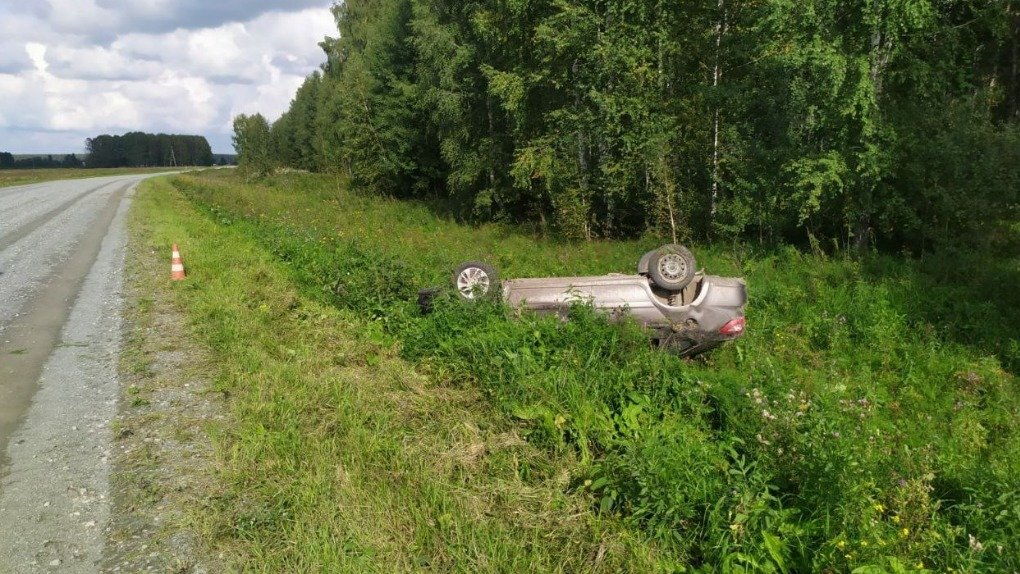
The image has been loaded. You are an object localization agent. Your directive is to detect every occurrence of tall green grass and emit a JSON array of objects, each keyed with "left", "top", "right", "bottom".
[
  {"left": 132, "top": 177, "right": 662, "bottom": 572},
  {"left": 170, "top": 170, "right": 1020, "bottom": 571}
]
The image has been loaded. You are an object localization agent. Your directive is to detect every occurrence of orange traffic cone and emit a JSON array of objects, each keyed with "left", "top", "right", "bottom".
[{"left": 171, "top": 244, "right": 187, "bottom": 281}]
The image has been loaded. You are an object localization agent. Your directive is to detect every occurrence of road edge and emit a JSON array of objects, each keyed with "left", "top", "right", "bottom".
[{"left": 100, "top": 178, "right": 228, "bottom": 572}]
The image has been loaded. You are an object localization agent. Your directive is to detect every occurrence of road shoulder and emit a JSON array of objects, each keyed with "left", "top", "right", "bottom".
[{"left": 100, "top": 179, "right": 227, "bottom": 572}]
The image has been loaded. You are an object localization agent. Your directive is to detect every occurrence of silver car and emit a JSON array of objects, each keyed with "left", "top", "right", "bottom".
[{"left": 446, "top": 244, "right": 747, "bottom": 357}]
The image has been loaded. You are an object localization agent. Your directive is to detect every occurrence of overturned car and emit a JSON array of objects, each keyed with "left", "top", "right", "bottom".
[{"left": 433, "top": 244, "right": 747, "bottom": 357}]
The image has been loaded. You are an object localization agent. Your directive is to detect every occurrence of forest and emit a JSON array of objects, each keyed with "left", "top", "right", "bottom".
[
  {"left": 0, "top": 152, "right": 84, "bottom": 169},
  {"left": 235, "top": 0, "right": 1019, "bottom": 252},
  {"left": 85, "top": 132, "right": 214, "bottom": 168}
]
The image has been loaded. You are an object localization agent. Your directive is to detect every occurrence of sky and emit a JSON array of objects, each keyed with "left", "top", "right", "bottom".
[{"left": 0, "top": 0, "right": 337, "bottom": 154}]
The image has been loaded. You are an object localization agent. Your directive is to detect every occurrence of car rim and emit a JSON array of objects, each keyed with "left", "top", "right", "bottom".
[
  {"left": 457, "top": 267, "right": 490, "bottom": 299},
  {"left": 658, "top": 254, "right": 687, "bottom": 282}
]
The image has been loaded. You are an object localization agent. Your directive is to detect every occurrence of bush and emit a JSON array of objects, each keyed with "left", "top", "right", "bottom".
[{"left": 172, "top": 171, "right": 1020, "bottom": 571}]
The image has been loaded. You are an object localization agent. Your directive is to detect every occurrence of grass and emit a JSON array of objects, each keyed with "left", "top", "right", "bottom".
[
  {"left": 0, "top": 167, "right": 198, "bottom": 188},
  {"left": 130, "top": 177, "right": 661, "bottom": 572},
  {"left": 142, "top": 169, "right": 1020, "bottom": 571}
]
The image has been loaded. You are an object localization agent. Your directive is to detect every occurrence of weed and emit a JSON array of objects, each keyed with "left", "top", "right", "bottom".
[
  {"left": 158, "top": 170, "right": 1020, "bottom": 571},
  {"left": 131, "top": 176, "right": 663, "bottom": 571}
]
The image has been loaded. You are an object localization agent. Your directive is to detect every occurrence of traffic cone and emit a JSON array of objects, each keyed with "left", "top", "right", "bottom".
[{"left": 171, "top": 244, "right": 187, "bottom": 281}]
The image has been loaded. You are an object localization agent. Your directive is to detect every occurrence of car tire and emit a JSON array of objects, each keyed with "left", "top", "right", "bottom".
[
  {"left": 453, "top": 261, "right": 499, "bottom": 300},
  {"left": 647, "top": 244, "right": 697, "bottom": 291}
]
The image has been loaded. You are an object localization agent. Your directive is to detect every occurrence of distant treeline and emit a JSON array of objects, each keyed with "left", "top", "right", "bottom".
[
  {"left": 0, "top": 153, "right": 84, "bottom": 169},
  {"left": 235, "top": 0, "right": 1019, "bottom": 251},
  {"left": 86, "top": 132, "right": 214, "bottom": 168}
]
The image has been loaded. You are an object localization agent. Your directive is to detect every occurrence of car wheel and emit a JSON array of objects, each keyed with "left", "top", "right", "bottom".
[
  {"left": 647, "top": 244, "right": 697, "bottom": 291},
  {"left": 453, "top": 261, "right": 499, "bottom": 300}
]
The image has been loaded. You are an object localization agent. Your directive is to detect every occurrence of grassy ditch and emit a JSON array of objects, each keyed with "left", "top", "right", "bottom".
[
  {"left": 130, "top": 177, "right": 661, "bottom": 572},
  {"left": 161, "top": 170, "right": 1019, "bottom": 571}
]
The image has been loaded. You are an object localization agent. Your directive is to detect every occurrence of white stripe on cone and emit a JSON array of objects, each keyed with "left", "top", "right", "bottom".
[{"left": 171, "top": 243, "right": 187, "bottom": 280}]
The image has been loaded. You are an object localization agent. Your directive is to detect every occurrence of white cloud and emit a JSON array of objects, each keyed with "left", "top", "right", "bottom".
[
  {"left": 0, "top": 2, "right": 336, "bottom": 153},
  {"left": 42, "top": 0, "right": 122, "bottom": 40},
  {"left": 46, "top": 45, "right": 163, "bottom": 81},
  {"left": 25, "top": 44, "right": 48, "bottom": 73}
]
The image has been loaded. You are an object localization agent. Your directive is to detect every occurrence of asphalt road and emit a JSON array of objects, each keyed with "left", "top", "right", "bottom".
[{"left": 0, "top": 175, "right": 152, "bottom": 572}]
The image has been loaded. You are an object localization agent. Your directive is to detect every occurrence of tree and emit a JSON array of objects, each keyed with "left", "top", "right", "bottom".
[
  {"left": 84, "top": 133, "right": 214, "bottom": 168},
  {"left": 317, "top": 0, "right": 422, "bottom": 195},
  {"left": 232, "top": 113, "right": 275, "bottom": 179},
  {"left": 256, "top": 0, "right": 1019, "bottom": 250}
]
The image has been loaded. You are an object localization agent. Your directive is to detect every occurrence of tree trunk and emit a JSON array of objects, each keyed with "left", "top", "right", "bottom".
[
  {"left": 573, "top": 58, "right": 590, "bottom": 180},
  {"left": 858, "top": 0, "right": 891, "bottom": 253},
  {"left": 1011, "top": 1, "right": 1019, "bottom": 120},
  {"left": 710, "top": 0, "right": 726, "bottom": 221},
  {"left": 572, "top": 57, "right": 593, "bottom": 238},
  {"left": 487, "top": 96, "right": 497, "bottom": 191}
]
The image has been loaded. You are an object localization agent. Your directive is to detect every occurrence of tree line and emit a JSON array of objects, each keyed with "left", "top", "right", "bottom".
[
  {"left": 86, "top": 132, "right": 214, "bottom": 168},
  {"left": 0, "top": 153, "right": 83, "bottom": 169},
  {"left": 236, "top": 0, "right": 1020, "bottom": 251},
  {"left": 3, "top": 133, "right": 215, "bottom": 171}
]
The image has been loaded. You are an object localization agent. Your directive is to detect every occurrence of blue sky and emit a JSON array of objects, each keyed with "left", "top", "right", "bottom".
[{"left": 0, "top": 0, "right": 336, "bottom": 154}]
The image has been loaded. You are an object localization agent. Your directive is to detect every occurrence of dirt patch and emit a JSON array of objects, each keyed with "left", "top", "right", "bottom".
[{"left": 100, "top": 243, "right": 229, "bottom": 573}]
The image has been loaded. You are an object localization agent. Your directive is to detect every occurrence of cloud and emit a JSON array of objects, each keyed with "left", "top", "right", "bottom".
[
  {"left": 25, "top": 44, "right": 48, "bottom": 73},
  {"left": 0, "top": 14, "right": 41, "bottom": 73},
  {"left": 0, "top": 3, "right": 336, "bottom": 153},
  {"left": 46, "top": 45, "right": 164, "bottom": 81},
  {"left": 17, "top": 0, "right": 334, "bottom": 42}
]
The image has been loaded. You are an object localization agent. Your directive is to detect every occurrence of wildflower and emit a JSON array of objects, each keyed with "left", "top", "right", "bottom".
[
  {"left": 916, "top": 562, "right": 923, "bottom": 569},
  {"left": 969, "top": 534, "right": 984, "bottom": 552},
  {"left": 836, "top": 539, "right": 846, "bottom": 550},
  {"left": 891, "top": 515, "right": 901, "bottom": 524},
  {"left": 873, "top": 503, "right": 885, "bottom": 513},
  {"left": 860, "top": 540, "right": 868, "bottom": 547},
  {"left": 900, "top": 527, "right": 910, "bottom": 537}
]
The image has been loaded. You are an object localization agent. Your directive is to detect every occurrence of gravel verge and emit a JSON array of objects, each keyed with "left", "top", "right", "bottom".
[{"left": 99, "top": 189, "right": 228, "bottom": 573}]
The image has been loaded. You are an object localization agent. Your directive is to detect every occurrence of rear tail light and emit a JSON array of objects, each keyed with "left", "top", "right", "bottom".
[{"left": 720, "top": 317, "right": 746, "bottom": 336}]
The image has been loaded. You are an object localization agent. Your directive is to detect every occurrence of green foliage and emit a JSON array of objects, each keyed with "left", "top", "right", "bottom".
[
  {"left": 271, "top": 73, "right": 323, "bottom": 172},
  {"left": 172, "top": 170, "right": 1020, "bottom": 571},
  {"left": 85, "top": 132, "right": 213, "bottom": 168},
  {"left": 232, "top": 114, "right": 275, "bottom": 180},
  {"left": 0, "top": 152, "right": 84, "bottom": 170},
  {"left": 259, "top": 0, "right": 1018, "bottom": 252},
  {"left": 138, "top": 177, "right": 663, "bottom": 572},
  {"left": 312, "top": 0, "right": 424, "bottom": 194}
]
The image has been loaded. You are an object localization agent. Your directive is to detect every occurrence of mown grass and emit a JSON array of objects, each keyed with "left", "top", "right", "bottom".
[
  {"left": 0, "top": 166, "right": 196, "bottom": 188},
  {"left": 160, "top": 169, "right": 1019, "bottom": 571},
  {"left": 131, "top": 177, "right": 661, "bottom": 572}
]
